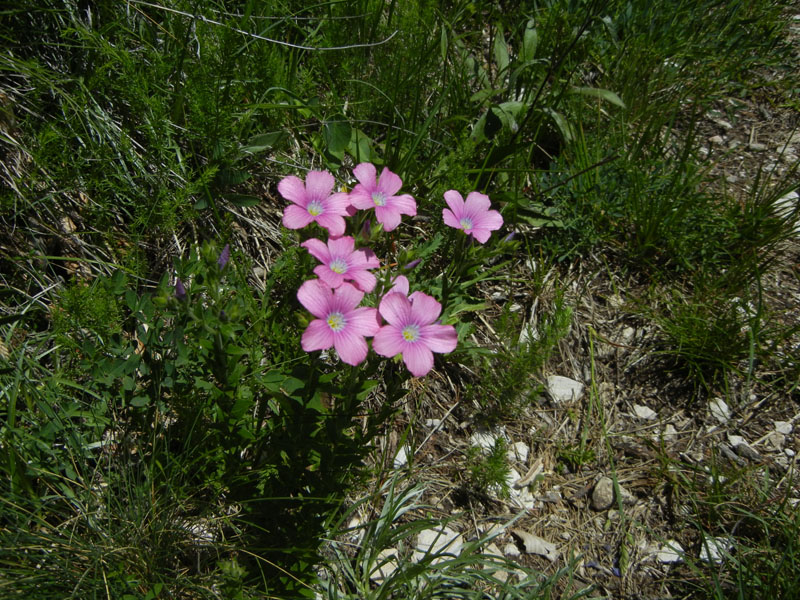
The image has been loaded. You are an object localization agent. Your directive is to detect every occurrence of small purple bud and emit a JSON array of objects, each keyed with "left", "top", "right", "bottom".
[
  {"left": 175, "top": 278, "right": 187, "bottom": 300},
  {"left": 217, "top": 244, "right": 230, "bottom": 269},
  {"left": 361, "top": 219, "right": 371, "bottom": 238},
  {"left": 503, "top": 232, "right": 516, "bottom": 243},
  {"left": 402, "top": 259, "right": 421, "bottom": 271}
]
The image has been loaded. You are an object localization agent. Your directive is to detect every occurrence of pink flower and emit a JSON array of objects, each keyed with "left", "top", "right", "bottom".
[
  {"left": 301, "top": 236, "right": 380, "bottom": 292},
  {"left": 348, "top": 163, "right": 416, "bottom": 232},
  {"left": 279, "top": 170, "right": 350, "bottom": 236},
  {"left": 442, "top": 190, "right": 503, "bottom": 243},
  {"left": 297, "top": 280, "right": 380, "bottom": 366},
  {"left": 389, "top": 274, "right": 409, "bottom": 296},
  {"left": 373, "top": 291, "right": 458, "bottom": 377}
]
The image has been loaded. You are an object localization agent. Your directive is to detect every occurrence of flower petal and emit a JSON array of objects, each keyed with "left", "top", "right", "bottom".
[
  {"left": 301, "top": 238, "right": 331, "bottom": 263},
  {"left": 332, "top": 282, "right": 365, "bottom": 313},
  {"left": 378, "top": 292, "right": 412, "bottom": 327},
  {"left": 348, "top": 187, "right": 374, "bottom": 210},
  {"left": 348, "top": 269, "right": 377, "bottom": 293},
  {"left": 315, "top": 265, "right": 345, "bottom": 288},
  {"left": 442, "top": 208, "right": 462, "bottom": 230},
  {"left": 283, "top": 204, "right": 315, "bottom": 230},
  {"left": 374, "top": 206, "right": 402, "bottom": 232},
  {"left": 305, "top": 170, "right": 335, "bottom": 201},
  {"left": 347, "top": 306, "right": 381, "bottom": 337},
  {"left": 327, "top": 236, "right": 355, "bottom": 256},
  {"left": 302, "top": 319, "right": 334, "bottom": 352},
  {"left": 315, "top": 213, "right": 346, "bottom": 237},
  {"left": 390, "top": 275, "right": 409, "bottom": 296},
  {"left": 402, "top": 343, "right": 434, "bottom": 377},
  {"left": 378, "top": 168, "right": 403, "bottom": 196},
  {"left": 464, "top": 191, "right": 492, "bottom": 214},
  {"left": 469, "top": 228, "right": 492, "bottom": 244},
  {"left": 443, "top": 190, "right": 465, "bottom": 217},
  {"left": 353, "top": 163, "right": 377, "bottom": 188},
  {"left": 421, "top": 323, "right": 458, "bottom": 353},
  {"left": 297, "top": 279, "right": 332, "bottom": 318},
  {"left": 409, "top": 292, "right": 442, "bottom": 325},
  {"left": 389, "top": 193, "right": 416, "bottom": 217},
  {"left": 333, "top": 327, "right": 369, "bottom": 365},
  {"left": 372, "top": 325, "right": 407, "bottom": 358},
  {"left": 278, "top": 176, "right": 308, "bottom": 206},
  {"left": 326, "top": 192, "right": 352, "bottom": 215},
  {"left": 473, "top": 209, "right": 503, "bottom": 232}
]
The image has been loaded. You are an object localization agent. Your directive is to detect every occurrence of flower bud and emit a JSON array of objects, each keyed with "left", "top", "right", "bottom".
[
  {"left": 217, "top": 244, "right": 230, "bottom": 269},
  {"left": 175, "top": 278, "right": 187, "bottom": 300}
]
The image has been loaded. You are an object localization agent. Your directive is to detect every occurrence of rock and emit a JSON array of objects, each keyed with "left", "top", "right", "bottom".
[
  {"left": 510, "top": 441, "right": 529, "bottom": 464},
  {"left": 413, "top": 527, "right": 463, "bottom": 563},
  {"left": 394, "top": 446, "right": 409, "bottom": 468},
  {"left": 503, "top": 542, "right": 521, "bottom": 557},
  {"left": 590, "top": 476, "right": 634, "bottom": 510},
  {"left": 709, "top": 135, "right": 725, "bottom": 145},
  {"left": 735, "top": 443, "right": 762, "bottom": 462},
  {"left": 748, "top": 142, "right": 767, "bottom": 151},
  {"left": 709, "top": 398, "right": 731, "bottom": 424},
  {"left": 425, "top": 418, "right": 442, "bottom": 429},
  {"left": 657, "top": 541, "right": 685, "bottom": 564},
  {"left": 470, "top": 428, "right": 504, "bottom": 453},
  {"left": 634, "top": 404, "right": 657, "bottom": 421},
  {"left": 370, "top": 548, "right": 400, "bottom": 583},
  {"left": 699, "top": 536, "right": 733, "bottom": 564},
  {"left": 774, "top": 420, "right": 793, "bottom": 435},
  {"left": 785, "top": 448, "right": 795, "bottom": 458},
  {"left": 767, "top": 432, "right": 786, "bottom": 450},
  {"left": 662, "top": 424, "right": 678, "bottom": 441},
  {"left": 510, "top": 529, "right": 559, "bottom": 561},
  {"left": 546, "top": 376, "right": 584, "bottom": 403}
]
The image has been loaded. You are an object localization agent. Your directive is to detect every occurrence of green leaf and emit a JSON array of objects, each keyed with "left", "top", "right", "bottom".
[
  {"left": 440, "top": 27, "right": 448, "bottom": 62},
  {"left": 347, "top": 128, "right": 372, "bottom": 163},
  {"left": 242, "top": 131, "right": 288, "bottom": 154},
  {"left": 225, "top": 193, "right": 261, "bottom": 207},
  {"left": 522, "top": 19, "right": 538, "bottom": 62},
  {"left": 493, "top": 26, "right": 509, "bottom": 77},
  {"left": 542, "top": 108, "right": 574, "bottom": 142},
  {"left": 324, "top": 120, "right": 351, "bottom": 154},
  {"left": 130, "top": 396, "right": 149, "bottom": 407},
  {"left": 570, "top": 86, "right": 626, "bottom": 108}
]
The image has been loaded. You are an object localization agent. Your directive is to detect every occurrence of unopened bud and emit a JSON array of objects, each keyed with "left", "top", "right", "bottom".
[
  {"left": 217, "top": 244, "right": 230, "bottom": 269},
  {"left": 175, "top": 278, "right": 187, "bottom": 300},
  {"left": 402, "top": 259, "right": 421, "bottom": 271}
]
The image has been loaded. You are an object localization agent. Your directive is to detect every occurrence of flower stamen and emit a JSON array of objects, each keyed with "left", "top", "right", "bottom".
[
  {"left": 327, "top": 312, "right": 346, "bottom": 332},
  {"left": 401, "top": 324, "right": 420, "bottom": 342}
]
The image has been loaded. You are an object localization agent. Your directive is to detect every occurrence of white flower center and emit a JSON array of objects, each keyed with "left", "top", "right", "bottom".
[
  {"left": 329, "top": 258, "right": 348, "bottom": 274},
  {"left": 307, "top": 200, "right": 324, "bottom": 216},
  {"left": 459, "top": 217, "right": 473, "bottom": 230},
  {"left": 327, "top": 312, "right": 346, "bottom": 332},
  {"left": 401, "top": 324, "right": 420, "bottom": 342},
  {"left": 372, "top": 192, "right": 387, "bottom": 207}
]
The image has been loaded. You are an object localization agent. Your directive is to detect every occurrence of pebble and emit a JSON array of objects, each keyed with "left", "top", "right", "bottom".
[
  {"left": 748, "top": 142, "right": 767, "bottom": 151},
  {"left": 786, "top": 448, "right": 796, "bottom": 458},
  {"left": 591, "top": 476, "right": 634, "bottom": 510},
  {"left": 656, "top": 541, "right": 685, "bottom": 564},
  {"left": 634, "top": 404, "right": 658, "bottom": 421},
  {"left": 700, "top": 536, "right": 733, "bottom": 564},
  {"left": 413, "top": 527, "right": 463, "bottom": 563},
  {"left": 774, "top": 420, "right": 793, "bottom": 435},
  {"left": 394, "top": 446, "right": 409, "bottom": 468},
  {"left": 504, "top": 542, "right": 521, "bottom": 557},
  {"left": 709, "top": 135, "right": 725, "bottom": 145},
  {"left": 546, "top": 375, "right": 585, "bottom": 403},
  {"left": 370, "top": 548, "right": 400, "bottom": 583},
  {"left": 709, "top": 398, "right": 731, "bottom": 424},
  {"left": 767, "top": 432, "right": 786, "bottom": 450}
]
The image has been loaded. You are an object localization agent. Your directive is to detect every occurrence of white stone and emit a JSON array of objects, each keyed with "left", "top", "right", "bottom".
[
  {"left": 503, "top": 542, "right": 521, "bottom": 557},
  {"left": 662, "top": 424, "right": 678, "bottom": 441},
  {"left": 546, "top": 375, "right": 584, "bottom": 403},
  {"left": 657, "top": 541, "right": 685, "bottom": 564},
  {"left": 470, "top": 429, "right": 503, "bottom": 453},
  {"left": 775, "top": 420, "right": 793, "bottom": 435},
  {"left": 511, "top": 529, "right": 559, "bottom": 561},
  {"left": 785, "top": 448, "right": 795, "bottom": 458},
  {"left": 727, "top": 434, "right": 746, "bottom": 447},
  {"left": 634, "top": 404, "right": 658, "bottom": 420},
  {"left": 425, "top": 418, "right": 442, "bottom": 429},
  {"left": 709, "top": 135, "right": 725, "bottom": 145},
  {"left": 709, "top": 398, "right": 731, "bottom": 424},
  {"left": 767, "top": 431, "right": 786, "bottom": 450},
  {"left": 700, "top": 536, "right": 733, "bottom": 564},
  {"left": 413, "top": 527, "right": 463, "bottom": 563},
  {"left": 370, "top": 548, "right": 400, "bottom": 583},
  {"left": 748, "top": 142, "right": 767, "bottom": 151},
  {"left": 393, "top": 446, "right": 409, "bottom": 468},
  {"left": 509, "top": 441, "right": 529, "bottom": 464}
]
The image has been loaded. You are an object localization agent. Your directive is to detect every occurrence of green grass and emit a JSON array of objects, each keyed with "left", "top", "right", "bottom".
[{"left": 2, "top": 0, "right": 799, "bottom": 597}]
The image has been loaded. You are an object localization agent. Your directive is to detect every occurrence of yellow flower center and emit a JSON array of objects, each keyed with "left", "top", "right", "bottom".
[
  {"left": 329, "top": 258, "right": 348, "bottom": 274},
  {"left": 327, "top": 312, "right": 345, "bottom": 332},
  {"left": 372, "top": 192, "right": 387, "bottom": 207},
  {"left": 459, "top": 217, "right": 473, "bottom": 230},
  {"left": 401, "top": 324, "right": 420, "bottom": 342},
  {"left": 307, "top": 201, "right": 324, "bottom": 216}
]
